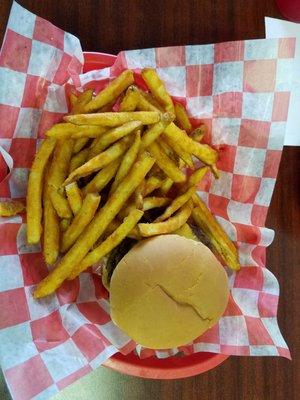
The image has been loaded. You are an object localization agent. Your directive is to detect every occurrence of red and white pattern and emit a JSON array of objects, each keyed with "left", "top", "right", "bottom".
[{"left": 0, "top": 3, "right": 293, "bottom": 399}]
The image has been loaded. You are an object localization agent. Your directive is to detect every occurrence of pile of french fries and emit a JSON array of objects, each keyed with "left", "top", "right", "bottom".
[{"left": 17, "top": 68, "right": 240, "bottom": 298}]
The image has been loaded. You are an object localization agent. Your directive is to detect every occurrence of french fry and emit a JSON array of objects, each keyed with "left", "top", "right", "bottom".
[
  {"left": 210, "top": 164, "right": 221, "bottom": 179},
  {"left": 82, "top": 158, "right": 121, "bottom": 195},
  {"left": 27, "top": 137, "right": 56, "bottom": 244},
  {"left": 163, "top": 135, "right": 194, "bottom": 168},
  {"left": 43, "top": 168, "right": 60, "bottom": 265},
  {"left": 69, "top": 93, "right": 78, "bottom": 108},
  {"left": 69, "top": 148, "right": 89, "bottom": 173},
  {"left": 140, "top": 112, "right": 174, "bottom": 150},
  {"left": 61, "top": 193, "right": 101, "bottom": 253},
  {"left": 82, "top": 70, "right": 134, "bottom": 112},
  {"left": 163, "top": 123, "right": 218, "bottom": 166},
  {"left": 143, "top": 196, "right": 170, "bottom": 211},
  {"left": 65, "top": 182, "right": 82, "bottom": 215},
  {"left": 155, "top": 186, "right": 196, "bottom": 222},
  {"left": 110, "top": 131, "right": 141, "bottom": 194},
  {"left": 88, "top": 120, "right": 142, "bottom": 153},
  {"left": 148, "top": 141, "right": 186, "bottom": 183},
  {"left": 174, "top": 223, "right": 198, "bottom": 241},
  {"left": 64, "top": 136, "right": 131, "bottom": 185},
  {"left": 71, "top": 126, "right": 107, "bottom": 139},
  {"left": 0, "top": 200, "right": 25, "bottom": 217},
  {"left": 192, "top": 194, "right": 240, "bottom": 271},
  {"left": 191, "top": 125, "right": 206, "bottom": 142},
  {"left": 174, "top": 102, "right": 192, "bottom": 133},
  {"left": 141, "top": 68, "right": 174, "bottom": 113},
  {"left": 104, "top": 219, "right": 140, "bottom": 240},
  {"left": 46, "top": 123, "right": 105, "bottom": 139},
  {"left": 71, "top": 89, "right": 93, "bottom": 114},
  {"left": 68, "top": 209, "right": 144, "bottom": 279},
  {"left": 185, "top": 166, "right": 209, "bottom": 189},
  {"left": 64, "top": 111, "right": 160, "bottom": 127},
  {"left": 144, "top": 175, "right": 163, "bottom": 196},
  {"left": 138, "top": 200, "right": 192, "bottom": 237},
  {"left": 60, "top": 218, "right": 71, "bottom": 232},
  {"left": 159, "top": 140, "right": 177, "bottom": 161},
  {"left": 136, "top": 89, "right": 162, "bottom": 112},
  {"left": 134, "top": 180, "right": 145, "bottom": 209},
  {"left": 34, "top": 152, "right": 154, "bottom": 298},
  {"left": 48, "top": 140, "right": 74, "bottom": 218},
  {"left": 73, "top": 138, "right": 89, "bottom": 154},
  {"left": 120, "top": 85, "right": 140, "bottom": 111},
  {"left": 160, "top": 177, "right": 173, "bottom": 195}
]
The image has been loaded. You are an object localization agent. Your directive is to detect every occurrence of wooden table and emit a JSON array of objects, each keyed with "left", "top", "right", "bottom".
[{"left": 0, "top": 1, "right": 299, "bottom": 399}]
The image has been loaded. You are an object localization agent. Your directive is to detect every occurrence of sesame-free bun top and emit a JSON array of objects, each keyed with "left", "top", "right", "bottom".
[{"left": 110, "top": 234, "right": 229, "bottom": 349}]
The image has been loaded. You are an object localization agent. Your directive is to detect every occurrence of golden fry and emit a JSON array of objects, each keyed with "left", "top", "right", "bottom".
[
  {"left": 71, "top": 126, "right": 106, "bottom": 139},
  {"left": 73, "top": 138, "right": 89, "bottom": 154},
  {"left": 144, "top": 175, "right": 163, "bottom": 196},
  {"left": 71, "top": 89, "right": 93, "bottom": 114},
  {"left": 143, "top": 196, "right": 170, "bottom": 211},
  {"left": 82, "top": 158, "right": 121, "bottom": 195},
  {"left": 192, "top": 194, "right": 240, "bottom": 271},
  {"left": 60, "top": 218, "right": 71, "bottom": 232},
  {"left": 136, "top": 89, "right": 162, "bottom": 112},
  {"left": 140, "top": 112, "right": 174, "bottom": 150},
  {"left": 65, "top": 182, "right": 82, "bottom": 215},
  {"left": 163, "top": 123, "right": 218, "bottom": 166},
  {"left": 138, "top": 201, "right": 192, "bottom": 237},
  {"left": 134, "top": 180, "right": 145, "bottom": 209},
  {"left": 69, "top": 148, "right": 89, "bottom": 173},
  {"left": 141, "top": 68, "right": 174, "bottom": 113},
  {"left": 69, "top": 209, "right": 144, "bottom": 279},
  {"left": 110, "top": 131, "right": 141, "bottom": 194},
  {"left": 174, "top": 223, "right": 198, "bottom": 241},
  {"left": 0, "top": 200, "right": 25, "bottom": 217},
  {"left": 83, "top": 70, "right": 134, "bottom": 112},
  {"left": 162, "top": 136, "right": 194, "bottom": 168},
  {"left": 120, "top": 85, "right": 140, "bottom": 111},
  {"left": 61, "top": 193, "right": 101, "bottom": 253},
  {"left": 148, "top": 141, "right": 186, "bottom": 183},
  {"left": 69, "top": 93, "right": 78, "bottom": 108},
  {"left": 185, "top": 166, "right": 209, "bottom": 189},
  {"left": 48, "top": 140, "right": 74, "bottom": 218},
  {"left": 34, "top": 152, "right": 154, "bottom": 298},
  {"left": 191, "top": 125, "right": 206, "bottom": 142},
  {"left": 160, "top": 177, "right": 173, "bottom": 195},
  {"left": 64, "top": 136, "right": 131, "bottom": 185},
  {"left": 46, "top": 123, "right": 105, "bottom": 139},
  {"left": 174, "top": 102, "right": 192, "bottom": 133},
  {"left": 27, "top": 137, "right": 56, "bottom": 244}
]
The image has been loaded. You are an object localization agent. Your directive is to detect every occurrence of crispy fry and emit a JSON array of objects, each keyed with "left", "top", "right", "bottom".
[
  {"left": 69, "top": 93, "right": 78, "bottom": 108},
  {"left": 140, "top": 112, "right": 174, "bottom": 150},
  {"left": 144, "top": 175, "right": 163, "bottom": 196},
  {"left": 163, "top": 135, "right": 194, "bottom": 168},
  {"left": 73, "top": 138, "right": 89, "bottom": 154},
  {"left": 160, "top": 177, "right": 173, "bottom": 195},
  {"left": 82, "top": 158, "right": 121, "bottom": 195},
  {"left": 110, "top": 131, "right": 141, "bottom": 194},
  {"left": 61, "top": 193, "right": 101, "bottom": 253},
  {"left": 143, "top": 196, "right": 170, "bottom": 211},
  {"left": 148, "top": 141, "right": 186, "bottom": 183},
  {"left": 163, "top": 123, "right": 218, "bottom": 165},
  {"left": 134, "top": 180, "right": 145, "bottom": 209},
  {"left": 34, "top": 152, "right": 154, "bottom": 298},
  {"left": 43, "top": 169, "right": 59, "bottom": 265},
  {"left": 174, "top": 223, "right": 198, "bottom": 241},
  {"left": 60, "top": 218, "right": 71, "bottom": 232},
  {"left": 69, "top": 148, "right": 89, "bottom": 173},
  {"left": 104, "top": 219, "right": 141, "bottom": 240},
  {"left": 69, "top": 209, "right": 144, "bottom": 279},
  {"left": 191, "top": 125, "right": 206, "bottom": 142},
  {"left": 138, "top": 201, "right": 192, "bottom": 237},
  {"left": 160, "top": 140, "right": 177, "bottom": 161},
  {"left": 64, "top": 136, "right": 131, "bottom": 185},
  {"left": 83, "top": 70, "right": 134, "bottom": 112},
  {"left": 155, "top": 186, "right": 196, "bottom": 222},
  {"left": 46, "top": 123, "right": 105, "bottom": 139},
  {"left": 136, "top": 89, "right": 162, "bottom": 112},
  {"left": 0, "top": 200, "right": 25, "bottom": 217},
  {"left": 141, "top": 68, "right": 174, "bottom": 113},
  {"left": 48, "top": 140, "right": 74, "bottom": 218},
  {"left": 192, "top": 194, "right": 240, "bottom": 271},
  {"left": 185, "top": 166, "right": 209, "bottom": 189},
  {"left": 120, "top": 85, "right": 140, "bottom": 111},
  {"left": 71, "top": 89, "right": 93, "bottom": 114},
  {"left": 210, "top": 164, "right": 221, "bottom": 179},
  {"left": 174, "top": 102, "right": 192, "bottom": 133},
  {"left": 89, "top": 120, "right": 142, "bottom": 153},
  {"left": 27, "top": 137, "right": 56, "bottom": 244},
  {"left": 71, "top": 126, "right": 107, "bottom": 139},
  {"left": 65, "top": 182, "right": 82, "bottom": 215},
  {"left": 64, "top": 111, "right": 160, "bottom": 127}
]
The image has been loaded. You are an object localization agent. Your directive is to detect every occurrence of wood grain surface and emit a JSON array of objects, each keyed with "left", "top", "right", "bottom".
[{"left": 0, "top": 1, "right": 299, "bottom": 399}]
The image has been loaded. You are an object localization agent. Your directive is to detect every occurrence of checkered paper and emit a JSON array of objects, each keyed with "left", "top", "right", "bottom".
[{"left": 0, "top": 2, "right": 294, "bottom": 400}]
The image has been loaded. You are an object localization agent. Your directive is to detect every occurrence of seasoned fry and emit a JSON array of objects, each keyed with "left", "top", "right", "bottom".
[
  {"left": 27, "top": 137, "right": 56, "bottom": 244},
  {"left": 104, "top": 219, "right": 140, "bottom": 240},
  {"left": 69, "top": 93, "right": 78, "bottom": 108},
  {"left": 48, "top": 140, "right": 74, "bottom": 218},
  {"left": 160, "top": 140, "right": 176, "bottom": 161},
  {"left": 192, "top": 194, "right": 240, "bottom": 271},
  {"left": 120, "top": 85, "right": 140, "bottom": 111},
  {"left": 143, "top": 196, "right": 170, "bottom": 211},
  {"left": 46, "top": 123, "right": 105, "bottom": 139},
  {"left": 89, "top": 120, "right": 142, "bottom": 153},
  {"left": 110, "top": 131, "right": 141, "bottom": 194},
  {"left": 73, "top": 138, "right": 89, "bottom": 154},
  {"left": 43, "top": 169, "right": 59, "bottom": 265},
  {"left": 210, "top": 164, "right": 221, "bottom": 179},
  {"left": 0, "top": 200, "right": 25, "bottom": 217},
  {"left": 163, "top": 123, "right": 218, "bottom": 166},
  {"left": 185, "top": 166, "right": 209, "bottom": 189},
  {"left": 141, "top": 68, "right": 174, "bottom": 113},
  {"left": 155, "top": 186, "right": 196, "bottom": 222},
  {"left": 144, "top": 175, "right": 163, "bottom": 196},
  {"left": 71, "top": 126, "right": 106, "bottom": 139},
  {"left": 61, "top": 193, "right": 101, "bottom": 253},
  {"left": 148, "top": 141, "right": 186, "bottom": 183},
  {"left": 34, "top": 153, "right": 154, "bottom": 298},
  {"left": 174, "top": 102, "right": 192, "bottom": 132},
  {"left": 71, "top": 89, "right": 93, "bottom": 114},
  {"left": 64, "top": 136, "right": 131, "bottom": 185},
  {"left": 138, "top": 201, "right": 192, "bottom": 237},
  {"left": 163, "top": 135, "right": 194, "bottom": 168},
  {"left": 65, "top": 182, "right": 82, "bottom": 215},
  {"left": 160, "top": 177, "right": 173, "bottom": 195},
  {"left": 191, "top": 125, "right": 206, "bottom": 142},
  {"left": 69, "top": 148, "right": 89, "bottom": 173},
  {"left": 82, "top": 158, "right": 121, "bottom": 195},
  {"left": 174, "top": 223, "right": 198, "bottom": 241},
  {"left": 140, "top": 112, "right": 174, "bottom": 150},
  {"left": 60, "top": 218, "right": 71, "bottom": 232},
  {"left": 136, "top": 89, "right": 162, "bottom": 112},
  {"left": 134, "top": 180, "right": 145, "bottom": 209},
  {"left": 83, "top": 70, "right": 134, "bottom": 112},
  {"left": 69, "top": 209, "right": 144, "bottom": 279},
  {"left": 64, "top": 111, "right": 160, "bottom": 127}
]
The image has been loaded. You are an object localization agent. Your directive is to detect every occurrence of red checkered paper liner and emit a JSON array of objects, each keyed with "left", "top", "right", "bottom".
[{"left": 0, "top": 2, "right": 294, "bottom": 400}]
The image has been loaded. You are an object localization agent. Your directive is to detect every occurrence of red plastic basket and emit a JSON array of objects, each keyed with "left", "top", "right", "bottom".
[{"left": 82, "top": 51, "right": 229, "bottom": 379}]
